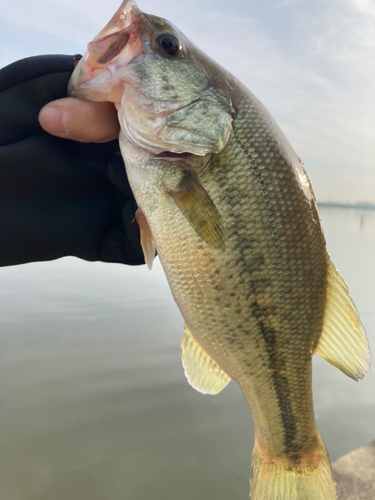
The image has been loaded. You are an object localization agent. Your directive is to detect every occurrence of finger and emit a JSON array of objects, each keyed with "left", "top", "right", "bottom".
[{"left": 38, "top": 97, "right": 120, "bottom": 143}]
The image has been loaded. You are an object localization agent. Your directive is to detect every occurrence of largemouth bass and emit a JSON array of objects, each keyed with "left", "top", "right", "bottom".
[{"left": 68, "top": 2, "right": 370, "bottom": 498}]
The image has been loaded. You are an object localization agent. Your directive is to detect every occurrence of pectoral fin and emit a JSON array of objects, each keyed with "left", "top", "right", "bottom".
[
  {"left": 181, "top": 323, "right": 231, "bottom": 394},
  {"left": 135, "top": 208, "right": 156, "bottom": 270},
  {"left": 169, "top": 173, "right": 224, "bottom": 249},
  {"left": 313, "top": 256, "right": 370, "bottom": 380}
]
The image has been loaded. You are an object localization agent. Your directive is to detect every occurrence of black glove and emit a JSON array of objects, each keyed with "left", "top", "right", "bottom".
[{"left": 0, "top": 54, "right": 144, "bottom": 266}]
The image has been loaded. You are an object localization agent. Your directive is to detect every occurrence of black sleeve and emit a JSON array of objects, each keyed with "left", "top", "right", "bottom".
[{"left": 0, "top": 55, "right": 144, "bottom": 267}]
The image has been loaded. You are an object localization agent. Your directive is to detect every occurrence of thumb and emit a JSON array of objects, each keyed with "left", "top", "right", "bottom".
[{"left": 38, "top": 97, "right": 120, "bottom": 143}]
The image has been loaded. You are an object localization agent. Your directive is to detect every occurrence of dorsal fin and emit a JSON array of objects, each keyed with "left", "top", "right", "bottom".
[
  {"left": 313, "top": 256, "right": 370, "bottom": 380},
  {"left": 181, "top": 323, "right": 231, "bottom": 394}
]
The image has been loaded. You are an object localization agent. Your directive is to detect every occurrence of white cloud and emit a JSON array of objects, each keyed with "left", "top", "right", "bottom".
[{"left": 350, "top": 0, "right": 375, "bottom": 15}]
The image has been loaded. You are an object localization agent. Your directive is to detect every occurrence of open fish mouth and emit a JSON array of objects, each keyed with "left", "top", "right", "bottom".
[{"left": 68, "top": 1, "right": 145, "bottom": 102}]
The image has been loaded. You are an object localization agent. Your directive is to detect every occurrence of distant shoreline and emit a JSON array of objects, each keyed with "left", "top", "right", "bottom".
[{"left": 317, "top": 202, "right": 375, "bottom": 210}]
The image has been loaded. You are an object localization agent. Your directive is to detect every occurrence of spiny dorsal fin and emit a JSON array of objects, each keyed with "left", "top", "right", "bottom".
[
  {"left": 169, "top": 172, "right": 224, "bottom": 250},
  {"left": 181, "top": 323, "right": 231, "bottom": 394},
  {"left": 313, "top": 256, "right": 370, "bottom": 380},
  {"left": 135, "top": 208, "right": 156, "bottom": 270}
]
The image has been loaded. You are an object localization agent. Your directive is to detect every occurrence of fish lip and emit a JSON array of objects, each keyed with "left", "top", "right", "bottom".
[
  {"left": 68, "top": 45, "right": 147, "bottom": 101},
  {"left": 72, "top": 50, "right": 144, "bottom": 87}
]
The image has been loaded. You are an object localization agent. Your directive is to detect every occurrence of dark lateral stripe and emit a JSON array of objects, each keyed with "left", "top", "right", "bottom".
[
  {"left": 272, "top": 370, "right": 298, "bottom": 454},
  {"left": 251, "top": 299, "right": 298, "bottom": 454}
]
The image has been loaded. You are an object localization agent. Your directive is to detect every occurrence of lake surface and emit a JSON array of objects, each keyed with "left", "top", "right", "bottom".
[{"left": 0, "top": 207, "right": 374, "bottom": 500}]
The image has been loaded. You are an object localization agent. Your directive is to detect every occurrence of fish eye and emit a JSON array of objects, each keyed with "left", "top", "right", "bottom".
[{"left": 154, "top": 32, "right": 181, "bottom": 57}]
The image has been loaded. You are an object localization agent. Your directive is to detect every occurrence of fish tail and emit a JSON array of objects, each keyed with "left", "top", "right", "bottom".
[{"left": 250, "top": 437, "right": 337, "bottom": 500}]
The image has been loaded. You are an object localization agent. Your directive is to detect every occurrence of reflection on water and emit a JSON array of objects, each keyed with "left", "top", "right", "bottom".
[{"left": 0, "top": 207, "right": 374, "bottom": 500}]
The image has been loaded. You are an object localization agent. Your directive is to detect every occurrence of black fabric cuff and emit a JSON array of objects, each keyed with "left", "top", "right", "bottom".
[
  {"left": 0, "top": 54, "right": 144, "bottom": 267},
  {"left": 0, "top": 54, "right": 79, "bottom": 92}
]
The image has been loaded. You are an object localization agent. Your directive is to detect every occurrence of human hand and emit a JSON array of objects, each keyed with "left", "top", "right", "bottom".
[{"left": 0, "top": 54, "right": 144, "bottom": 267}]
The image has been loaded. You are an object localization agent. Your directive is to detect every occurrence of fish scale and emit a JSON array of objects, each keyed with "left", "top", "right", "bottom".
[{"left": 69, "top": 1, "right": 369, "bottom": 498}]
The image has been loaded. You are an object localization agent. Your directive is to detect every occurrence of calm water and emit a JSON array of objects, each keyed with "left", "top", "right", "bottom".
[{"left": 0, "top": 207, "right": 374, "bottom": 500}]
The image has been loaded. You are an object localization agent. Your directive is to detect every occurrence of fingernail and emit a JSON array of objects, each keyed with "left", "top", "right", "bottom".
[{"left": 39, "top": 106, "right": 67, "bottom": 136}]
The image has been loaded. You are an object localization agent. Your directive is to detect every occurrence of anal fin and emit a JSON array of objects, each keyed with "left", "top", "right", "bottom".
[
  {"left": 313, "top": 256, "right": 370, "bottom": 380},
  {"left": 181, "top": 323, "right": 231, "bottom": 395}
]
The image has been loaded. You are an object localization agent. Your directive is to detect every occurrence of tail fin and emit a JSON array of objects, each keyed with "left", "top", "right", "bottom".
[{"left": 250, "top": 439, "right": 337, "bottom": 500}]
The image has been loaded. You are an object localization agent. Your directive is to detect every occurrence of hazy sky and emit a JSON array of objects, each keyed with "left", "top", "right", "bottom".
[{"left": 1, "top": 0, "right": 374, "bottom": 202}]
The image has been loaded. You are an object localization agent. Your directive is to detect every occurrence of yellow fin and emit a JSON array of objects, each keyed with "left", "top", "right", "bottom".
[
  {"left": 250, "top": 437, "right": 336, "bottom": 500},
  {"left": 181, "top": 323, "right": 231, "bottom": 395},
  {"left": 135, "top": 208, "right": 156, "bottom": 270},
  {"left": 169, "top": 173, "right": 224, "bottom": 249},
  {"left": 313, "top": 256, "right": 370, "bottom": 380}
]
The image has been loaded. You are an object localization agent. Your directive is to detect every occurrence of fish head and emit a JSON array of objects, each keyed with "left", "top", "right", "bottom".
[{"left": 68, "top": 1, "right": 234, "bottom": 156}]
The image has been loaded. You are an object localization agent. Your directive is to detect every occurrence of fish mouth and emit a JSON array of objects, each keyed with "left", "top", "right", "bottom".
[{"left": 68, "top": 1, "right": 144, "bottom": 101}]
